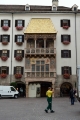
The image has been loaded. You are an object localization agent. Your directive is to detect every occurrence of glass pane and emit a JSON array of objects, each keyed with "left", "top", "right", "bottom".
[
  {"left": 36, "top": 61, "right": 40, "bottom": 65},
  {"left": 32, "top": 65, "right": 35, "bottom": 71},
  {"left": 41, "top": 65, "right": 44, "bottom": 71},
  {"left": 3, "top": 36, "right": 8, "bottom": 42},
  {"left": 45, "top": 64, "right": 49, "bottom": 71},
  {"left": 36, "top": 66, "right": 40, "bottom": 71},
  {"left": 41, "top": 61, "right": 44, "bottom": 64}
]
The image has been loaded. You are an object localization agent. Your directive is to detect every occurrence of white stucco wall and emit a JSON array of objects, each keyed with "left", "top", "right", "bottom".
[{"left": 0, "top": 12, "right": 77, "bottom": 76}]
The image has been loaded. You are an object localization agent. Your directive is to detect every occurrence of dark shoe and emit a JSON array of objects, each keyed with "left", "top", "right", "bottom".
[
  {"left": 51, "top": 110, "right": 55, "bottom": 113},
  {"left": 45, "top": 109, "right": 48, "bottom": 113}
]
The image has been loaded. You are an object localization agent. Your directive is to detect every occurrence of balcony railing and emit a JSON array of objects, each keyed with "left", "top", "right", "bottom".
[
  {"left": 25, "top": 48, "right": 56, "bottom": 55},
  {"left": 25, "top": 72, "right": 55, "bottom": 78}
]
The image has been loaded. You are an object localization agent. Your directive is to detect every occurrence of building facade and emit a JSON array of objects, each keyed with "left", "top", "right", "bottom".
[{"left": 0, "top": 0, "right": 79, "bottom": 97}]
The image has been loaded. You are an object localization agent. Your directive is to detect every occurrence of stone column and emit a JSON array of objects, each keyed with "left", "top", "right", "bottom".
[
  {"left": 44, "top": 38, "right": 46, "bottom": 48},
  {"left": 26, "top": 83, "right": 29, "bottom": 97},
  {"left": 35, "top": 39, "right": 36, "bottom": 48},
  {"left": 52, "top": 82, "right": 54, "bottom": 97}
]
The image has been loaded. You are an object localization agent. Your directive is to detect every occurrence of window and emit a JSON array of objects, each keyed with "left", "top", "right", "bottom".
[
  {"left": 1, "top": 66, "right": 7, "bottom": 74},
  {"left": 61, "top": 20, "right": 70, "bottom": 27},
  {"left": 25, "top": 4, "right": 30, "bottom": 11},
  {"left": 3, "top": 20, "right": 8, "bottom": 26},
  {"left": 63, "top": 20, "right": 68, "bottom": 26},
  {"left": 53, "top": 7, "right": 57, "bottom": 11},
  {"left": 32, "top": 65, "right": 35, "bottom": 71},
  {"left": 15, "top": 35, "right": 24, "bottom": 42},
  {"left": 1, "top": 66, "right": 9, "bottom": 74},
  {"left": 45, "top": 64, "right": 49, "bottom": 71},
  {"left": 62, "top": 67, "right": 71, "bottom": 75},
  {"left": 61, "top": 35, "right": 71, "bottom": 42},
  {"left": 61, "top": 50, "right": 71, "bottom": 58},
  {"left": 14, "top": 66, "right": 23, "bottom": 75},
  {"left": 17, "top": 50, "right": 22, "bottom": 56},
  {"left": 16, "top": 66, "right": 21, "bottom": 74},
  {"left": 14, "top": 50, "right": 24, "bottom": 57},
  {"left": 74, "top": 7, "right": 77, "bottom": 11},
  {"left": 31, "top": 60, "right": 49, "bottom": 72},
  {"left": 10, "top": 87, "right": 16, "bottom": 91},
  {"left": 26, "top": 7, "right": 29, "bottom": 10},
  {"left": 1, "top": 20, "right": 10, "bottom": 27},
  {"left": 17, "top": 36, "right": 22, "bottom": 42},
  {"left": 0, "top": 50, "right": 9, "bottom": 57},
  {"left": 17, "top": 20, "right": 22, "bottom": 27},
  {"left": 2, "top": 50, "right": 7, "bottom": 56},
  {"left": 15, "top": 20, "right": 24, "bottom": 27},
  {"left": 2, "top": 36, "right": 8, "bottom": 42}
]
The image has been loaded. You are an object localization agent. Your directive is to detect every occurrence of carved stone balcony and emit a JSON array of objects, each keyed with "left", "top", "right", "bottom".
[
  {"left": 25, "top": 72, "right": 55, "bottom": 78},
  {"left": 25, "top": 48, "right": 56, "bottom": 56}
]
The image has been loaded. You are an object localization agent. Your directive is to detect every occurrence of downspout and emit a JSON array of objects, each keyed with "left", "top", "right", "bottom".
[
  {"left": 10, "top": 13, "right": 13, "bottom": 83},
  {"left": 75, "top": 12, "right": 77, "bottom": 88}
]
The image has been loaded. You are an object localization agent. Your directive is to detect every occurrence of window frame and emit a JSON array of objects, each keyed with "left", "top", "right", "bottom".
[
  {"left": 62, "top": 66, "right": 71, "bottom": 75},
  {"left": 61, "top": 50, "right": 71, "bottom": 58}
]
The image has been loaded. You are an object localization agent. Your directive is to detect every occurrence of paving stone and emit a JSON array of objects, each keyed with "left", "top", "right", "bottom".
[{"left": 0, "top": 97, "right": 80, "bottom": 120}]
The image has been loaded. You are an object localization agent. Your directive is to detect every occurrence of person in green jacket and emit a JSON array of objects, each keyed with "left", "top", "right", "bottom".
[{"left": 45, "top": 87, "right": 55, "bottom": 113}]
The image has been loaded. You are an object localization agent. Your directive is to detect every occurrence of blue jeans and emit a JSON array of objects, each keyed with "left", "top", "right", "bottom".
[{"left": 71, "top": 97, "right": 74, "bottom": 105}]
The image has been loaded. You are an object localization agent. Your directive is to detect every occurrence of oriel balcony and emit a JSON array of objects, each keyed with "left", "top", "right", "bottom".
[{"left": 25, "top": 48, "right": 56, "bottom": 55}]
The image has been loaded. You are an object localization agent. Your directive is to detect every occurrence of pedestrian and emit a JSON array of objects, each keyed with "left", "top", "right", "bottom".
[
  {"left": 69, "top": 88, "right": 74, "bottom": 105},
  {"left": 45, "top": 87, "right": 55, "bottom": 113},
  {"left": 73, "top": 89, "right": 77, "bottom": 102}
]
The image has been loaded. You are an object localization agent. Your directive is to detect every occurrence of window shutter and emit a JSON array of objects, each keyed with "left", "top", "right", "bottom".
[
  {"left": 7, "top": 67, "right": 9, "bottom": 74},
  {"left": 8, "top": 35, "right": 10, "bottom": 42},
  {"left": 21, "top": 67, "right": 24, "bottom": 75},
  {"left": 61, "top": 67, "right": 64, "bottom": 74},
  {"left": 8, "top": 20, "right": 10, "bottom": 27},
  {"left": 68, "top": 20, "right": 70, "bottom": 27},
  {"left": 7, "top": 50, "right": 9, "bottom": 57},
  {"left": 15, "top": 20, "right": 17, "bottom": 27},
  {"left": 14, "top": 67, "right": 16, "bottom": 74},
  {"left": 61, "top": 35, "right": 63, "bottom": 42},
  {"left": 69, "top": 50, "right": 71, "bottom": 58},
  {"left": 0, "top": 35, "right": 2, "bottom": 42},
  {"left": 69, "top": 67, "right": 72, "bottom": 75},
  {"left": 0, "top": 50, "right": 1, "bottom": 57},
  {"left": 0, "top": 67, "right": 1, "bottom": 74},
  {"left": 15, "top": 35, "right": 17, "bottom": 42},
  {"left": 22, "top": 35, "right": 24, "bottom": 42},
  {"left": 61, "top": 50, "right": 63, "bottom": 58},
  {"left": 69, "top": 35, "right": 71, "bottom": 42},
  {"left": 61, "top": 20, "right": 63, "bottom": 27},
  {"left": 22, "top": 50, "right": 24, "bottom": 57},
  {"left": 22, "top": 20, "right": 24, "bottom": 27},
  {"left": 14, "top": 50, "right": 16, "bottom": 57},
  {"left": 1, "top": 20, "right": 3, "bottom": 27}
]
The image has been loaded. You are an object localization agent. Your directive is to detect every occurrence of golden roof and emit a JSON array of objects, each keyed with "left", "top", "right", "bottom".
[{"left": 24, "top": 18, "right": 57, "bottom": 33}]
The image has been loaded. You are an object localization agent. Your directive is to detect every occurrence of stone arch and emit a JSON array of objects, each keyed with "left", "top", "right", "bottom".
[
  {"left": 15, "top": 81, "right": 26, "bottom": 97},
  {"left": 60, "top": 82, "right": 73, "bottom": 97}
]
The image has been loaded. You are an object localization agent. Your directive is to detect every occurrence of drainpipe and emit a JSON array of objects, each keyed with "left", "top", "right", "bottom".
[
  {"left": 10, "top": 13, "right": 13, "bottom": 83},
  {"left": 74, "top": 12, "right": 77, "bottom": 88}
]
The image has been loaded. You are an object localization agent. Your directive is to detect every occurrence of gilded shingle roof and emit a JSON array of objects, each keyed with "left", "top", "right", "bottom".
[{"left": 24, "top": 18, "right": 57, "bottom": 33}]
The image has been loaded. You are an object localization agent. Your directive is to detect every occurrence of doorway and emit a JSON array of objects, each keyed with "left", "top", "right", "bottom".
[
  {"left": 60, "top": 82, "right": 72, "bottom": 97},
  {"left": 41, "top": 82, "right": 52, "bottom": 97},
  {"left": 16, "top": 81, "right": 26, "bottom": 97}
]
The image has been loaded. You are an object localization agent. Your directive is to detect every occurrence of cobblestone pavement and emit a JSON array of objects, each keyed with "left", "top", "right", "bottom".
[{"left": 0, "top": 97, "right": 80, "bottom": 120}]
